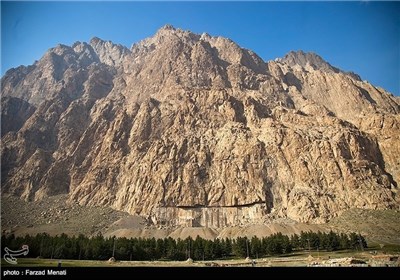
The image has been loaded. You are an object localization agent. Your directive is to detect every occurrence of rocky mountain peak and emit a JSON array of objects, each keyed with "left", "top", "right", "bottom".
[
  {"left": 278, "top": 50, "right": 362, "bottom": 81},
  {"left": 89, "top": 36, "right": 130, "bottom": 68},
  {"left": 158, "top": 23, "right": 176, "bottom": 32},
  {"left": 280, "top": 50, "right": 339, "bottom": 73},
  {"left": 136, "top": 25, "right": 201, "bottom": 51},
  {"left": 89, "top": 36, "right": 102, "bottom": 45},
  {"left": 124, "top": 26, "right": 271, "bottom": 97},
  {"left": 1, "top": 26, "right": 399, "bottom": 227}
]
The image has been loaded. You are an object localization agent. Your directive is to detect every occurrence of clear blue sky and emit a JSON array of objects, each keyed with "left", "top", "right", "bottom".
[{"left": 1, "top": 1, "right": 399, "bottom": 95}]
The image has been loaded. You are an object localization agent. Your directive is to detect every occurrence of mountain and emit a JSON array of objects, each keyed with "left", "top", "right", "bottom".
[{"left": 1, "top": 25, "right": 399, "bottom": 228}]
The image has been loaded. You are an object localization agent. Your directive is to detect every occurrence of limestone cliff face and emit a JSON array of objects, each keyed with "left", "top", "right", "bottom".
[
  {"left": 1, "top": 25, "right": 399, "bottom": 225},
  {"left": 268, "top": 51, "right": 400, "bottom": 195}
]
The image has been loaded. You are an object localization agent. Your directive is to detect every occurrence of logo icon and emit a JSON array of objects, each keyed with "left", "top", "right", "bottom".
[{"left": 4, "top": 245, "right": 29, "bottom": 265}]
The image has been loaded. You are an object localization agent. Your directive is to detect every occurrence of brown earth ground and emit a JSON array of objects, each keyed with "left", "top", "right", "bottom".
[{"left": 2, "top": 195, "right": 400, "bottom": 246}]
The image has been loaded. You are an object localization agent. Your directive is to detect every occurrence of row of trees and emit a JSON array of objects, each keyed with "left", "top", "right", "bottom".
[
  {"left": 290, "top": 231, "right": 367, "bottom": 252},
  {"left": 1, "top": 231, "right": 366, "bottom": 261}
]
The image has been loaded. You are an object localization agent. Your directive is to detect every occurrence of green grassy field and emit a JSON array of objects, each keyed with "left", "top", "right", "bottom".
[{"left": 2, "top": 247, "right": 399, "bottom": 267}]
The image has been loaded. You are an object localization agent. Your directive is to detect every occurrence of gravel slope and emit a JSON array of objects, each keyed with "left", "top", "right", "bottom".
[{"left": 2, "top": 195, "right": 399, "bottom": 245}]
